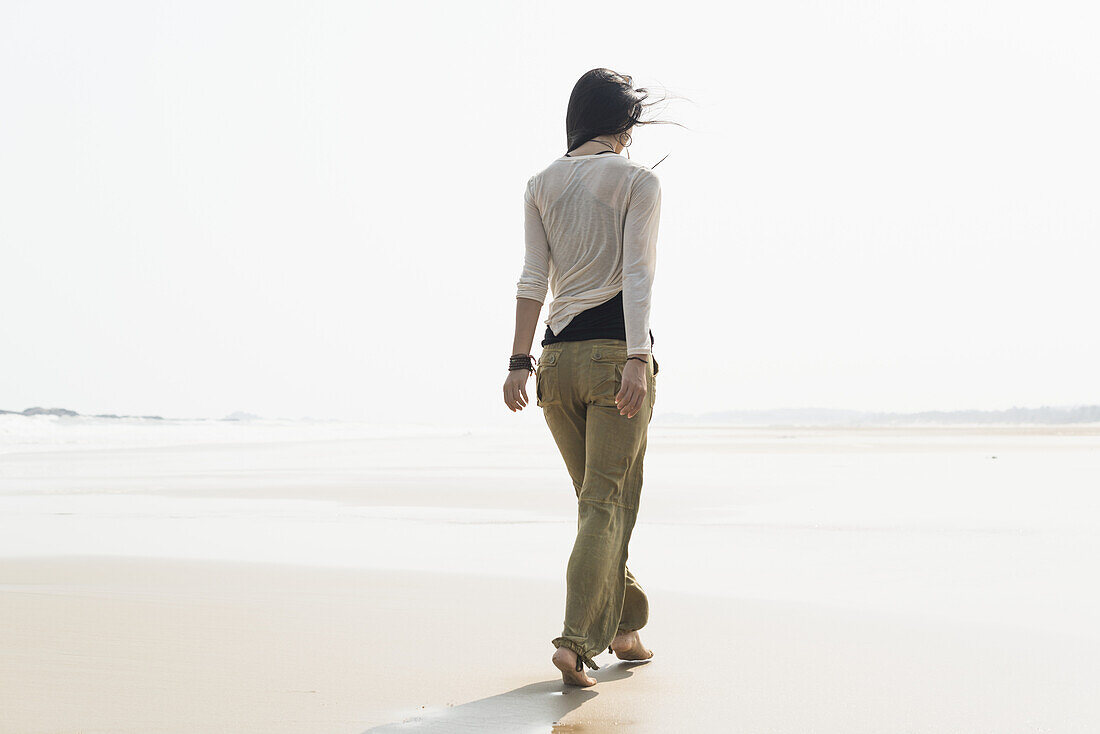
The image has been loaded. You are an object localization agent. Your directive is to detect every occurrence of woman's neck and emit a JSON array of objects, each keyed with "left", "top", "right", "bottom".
[{"left": 567, "top": 139, "right": 618, "bottom": 156}]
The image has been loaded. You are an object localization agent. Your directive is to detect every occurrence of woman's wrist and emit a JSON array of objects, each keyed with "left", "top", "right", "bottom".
[{"left": 509, "top": 353, "right": 536, "bottom": 372}]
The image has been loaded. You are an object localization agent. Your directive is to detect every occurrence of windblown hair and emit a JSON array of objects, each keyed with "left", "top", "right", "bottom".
[{"left": 565, "top": 68, "right": 682, "bottom": 160}]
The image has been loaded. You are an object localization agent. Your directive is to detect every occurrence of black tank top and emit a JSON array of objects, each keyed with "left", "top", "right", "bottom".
[{"left": 540, "top": 290, "right": 655, "bottom": 351}]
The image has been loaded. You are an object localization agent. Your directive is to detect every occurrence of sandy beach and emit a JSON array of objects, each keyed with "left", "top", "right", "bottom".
[
  {"left": 6, "top": 0, "right": 1099, "bottom": 729},
  {"left": 2, "top": 418, "right": 1099, "bottom": 732}
]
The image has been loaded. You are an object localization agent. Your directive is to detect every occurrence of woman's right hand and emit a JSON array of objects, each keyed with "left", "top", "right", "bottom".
[
  {"left": 504, "top": 369, "right": 532, "bottom": 412},
  {"left": 615, "top": 358, "right": 649, "bottom": 419}
]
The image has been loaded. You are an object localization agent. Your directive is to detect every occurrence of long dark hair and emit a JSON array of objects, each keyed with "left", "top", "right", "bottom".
[{"left": 565, "top": 68, "right": 683, "bottom": 167}]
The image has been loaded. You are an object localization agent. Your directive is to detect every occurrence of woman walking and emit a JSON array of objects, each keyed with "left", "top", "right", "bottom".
[{"left": 503, "top": 68, "right": 666, "bottom": 687}]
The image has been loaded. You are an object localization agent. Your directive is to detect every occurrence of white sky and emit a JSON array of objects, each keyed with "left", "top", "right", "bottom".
[{"left": 2, "top": 0, "right": 1097, "bottom": 425}]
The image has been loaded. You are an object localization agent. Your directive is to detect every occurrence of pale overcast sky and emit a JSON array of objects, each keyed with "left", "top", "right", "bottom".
[{"left": 2, "top": 1, "right": 1097, "bottom": 425}]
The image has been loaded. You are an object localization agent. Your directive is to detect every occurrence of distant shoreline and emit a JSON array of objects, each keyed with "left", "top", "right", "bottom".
[
  {"left": 3, "top": 405, "right": 1100, "bottom": 427},
  {"left": 657, "top": 405, "right": 1100, "bottom": 426}
]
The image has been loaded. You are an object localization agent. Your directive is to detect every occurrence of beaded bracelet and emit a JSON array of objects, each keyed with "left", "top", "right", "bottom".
[{"left": 509, "top": 353, "right": 536, "bottom": 372}]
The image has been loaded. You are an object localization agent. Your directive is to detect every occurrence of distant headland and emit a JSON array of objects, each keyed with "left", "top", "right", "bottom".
[
  {"left": 0, "top": 407, "right": 165, "bottom": 419},
  {"left": 0, "top": 407, "right": 270, "bottom": 422}
]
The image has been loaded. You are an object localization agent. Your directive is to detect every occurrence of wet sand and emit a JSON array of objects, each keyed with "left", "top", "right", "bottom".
[{"left": 1, "top": 555, "right": 1097, "bottom": 733}]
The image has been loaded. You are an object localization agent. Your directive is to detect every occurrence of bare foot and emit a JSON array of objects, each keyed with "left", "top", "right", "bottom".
[
  {"left": 552, "top": 646, "right": 596, "bottom": 687},
  {"left": 610, "top": 630, "right": 653, "bottom": 661}
]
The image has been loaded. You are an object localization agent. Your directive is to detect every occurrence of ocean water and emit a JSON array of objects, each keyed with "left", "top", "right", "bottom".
[{"left": 1, "top": 415, "right": 1098, "bottom": 641}]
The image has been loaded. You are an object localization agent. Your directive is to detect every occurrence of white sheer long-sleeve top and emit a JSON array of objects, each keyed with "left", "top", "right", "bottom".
[{"left": 516, "top": 152, "right": 662, "bottom": 356}]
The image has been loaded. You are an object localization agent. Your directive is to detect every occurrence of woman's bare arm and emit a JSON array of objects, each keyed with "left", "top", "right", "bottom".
[
  {"left": 512, "top": 297, "right": 542, "bottom": 357},
  {"left": 504, "top": 297, "right": 543, "bottom": 411}
]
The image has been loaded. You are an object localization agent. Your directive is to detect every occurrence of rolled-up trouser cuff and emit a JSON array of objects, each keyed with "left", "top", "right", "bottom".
[{"left": 551, "top": 637, "right": 601, "bottom": 671}]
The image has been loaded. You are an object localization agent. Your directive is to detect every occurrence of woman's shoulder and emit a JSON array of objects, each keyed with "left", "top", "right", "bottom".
[
  {"left": 621, "top": 160, "right": 660, "bottom": 193},
  {"left": 608, "top": 157, "right": 661, "bottom": 187}
]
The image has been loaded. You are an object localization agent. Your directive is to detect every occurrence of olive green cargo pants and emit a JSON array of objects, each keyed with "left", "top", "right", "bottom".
[{"left": 535, "top": 337, "right": 656, "bottom": 671}]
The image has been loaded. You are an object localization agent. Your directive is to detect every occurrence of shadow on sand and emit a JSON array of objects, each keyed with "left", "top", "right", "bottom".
[{"left": 361, "top": 660, "right": 650, "bottom": 732}]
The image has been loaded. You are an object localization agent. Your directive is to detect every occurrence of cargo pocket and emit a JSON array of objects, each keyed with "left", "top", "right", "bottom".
[
  {"left": 590, "top": 347, "right": 627, "bottom": 407},
  {"left": 535, "top": 351, "right": 561, "bottom": 407}
]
